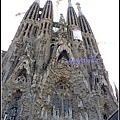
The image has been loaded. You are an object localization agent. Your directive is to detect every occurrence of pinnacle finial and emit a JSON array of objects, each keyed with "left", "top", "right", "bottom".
[
  {"left": 34, "top": 0, "right": 40, "bottom": 4},
  {"left": 76, "top": 2, "right": 83, "bottom": 16},
  {"left": 76, "top": 2, "right": 81, "bottom": 10},
  {"left": 68, "top": 0, "right": 72, "bottom": 7}
]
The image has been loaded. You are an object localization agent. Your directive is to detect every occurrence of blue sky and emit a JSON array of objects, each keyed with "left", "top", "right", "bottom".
[{"left": 1, "top": 0, "right": 119, "bottom": 92}]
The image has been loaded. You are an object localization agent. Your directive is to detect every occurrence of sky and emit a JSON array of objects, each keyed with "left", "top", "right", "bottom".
[{"left": 1, "top": 0, "right": 119, "bottom": 93}]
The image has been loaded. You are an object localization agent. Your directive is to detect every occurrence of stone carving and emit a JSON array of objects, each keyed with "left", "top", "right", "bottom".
[
  {"left": 2, "top": 55, "right": 9, "bottom": 67},
  {"left": 52, "top": 106, "right": 55, "bottom": 117},
  {"left": 44, "top": 110, "right": 47, "bottom": 118},
  {"left": 84, "top": 112, "right": 89, "bottom": 120},
  {"left": 104, "top": 70, "right": 109, "bottom": 83},
  {"left": 59, "top": 14, "right": 65, "bottom": 24},
  {"left": 58, "top": 13, "right": 67, "bottom": 32},
  {"left": 41, "top": 107, "right": 44, "bottom": 117},
  {"left": 3, "top": 112, "right": 8, "bottom": 120},
  {"left": 10, "top": 52, "right": 16, "bottom": 63},
  {"left": 29, "top": 59, "right": 36, "bottom": 75},
  {"left": 17, "top": 115, "right": 24, "bottom": 120},
  {"left": 8, "top": 107, "right": 18, "bottom": 120},
  {"left": 31, "top": 79, "right": 37, "bottom": 91},
  {"left": 101, "top": 76, "right": 107, "bottom": 86},
  {"left": 15, "top": 74, "right": 26, "bottom": 83},
  {"left": 46, "top": 95, "right": 51, "bottom": 104},
  {"left": 15, "top": 41, "right": 23, "bottom": 55},
  {"left": 78, "top": 43, "right": 86, "bottom": 58},
  {"left": 78, "top": 97, "right": 83, "bottom": 107},
  {"left": 20, "top": 59, "right": 30, "bottom": 74},
  {"left": 6, "top": 94, "right": 20, "bottom": 120},
  {"left": 1, "top": 50, "right": 7, "bottom": 58},
  {"left": 58, "top": 57, "right": 69, "bottom": 66},
  {"left": 33, "top": 74, "right": 37, "bottom": 81},
  {"left": 79, "top": 113, "right": 83, "bottom": 120},
  {"left": 18, "top": 55, "right": 26, "bottom": 61},
  {"left": 25, "top": 42, "right": 34, "bottom": 58},
  {"left": 91, "top": 71, "right": 98, "bottom": 91},
  {"left": 82, "top": 76, "right": 89, "bottom": 92},
  {"left": 68, "top": 107, "right": 72, "bottom": 118}
]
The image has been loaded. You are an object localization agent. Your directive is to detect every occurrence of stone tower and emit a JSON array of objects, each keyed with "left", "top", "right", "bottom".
[{"left": 2, "top": 0, "right": 118, "bottom": 120}]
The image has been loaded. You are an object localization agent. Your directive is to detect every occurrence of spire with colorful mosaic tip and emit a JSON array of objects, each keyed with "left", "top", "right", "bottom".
[
  {"left": 68, "top": 0, "right": 72, "bottom": 7},
  {"left": 76, "top": 2, "right": 83, "bottom": 16},
  {"left": 34, "top": 0, "right": 40, "bottom": 4}
]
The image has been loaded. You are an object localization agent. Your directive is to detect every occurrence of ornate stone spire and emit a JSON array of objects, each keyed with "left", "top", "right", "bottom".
[
  {"left": 76, "top": 2, "right": 83, "bottom": 16},
  {"left": 34, "top": 0, "right": 40, "bottom": 4},
  {"left": 68, "top": 0, "right": 72, "bottom": 7}
]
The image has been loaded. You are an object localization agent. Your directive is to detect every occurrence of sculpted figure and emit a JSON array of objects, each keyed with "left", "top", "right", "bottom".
[
  {"left": 84, "top": 112, "right": 88, "bottom": 120},
  {"left": 25, "top": 42, "right": 34, "bottom": 57},
  {"left": 78, "top": 97, "right": 83, "bottom": 107},
  {"left": 79, "top": 113, "right": 83, "bottom": 120}
]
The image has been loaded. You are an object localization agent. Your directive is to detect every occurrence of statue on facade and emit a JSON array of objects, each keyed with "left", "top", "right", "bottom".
[
  {"left": 58, "top": 13, "right": 67, "bottom": 32},
  {"left": 78, "top": 42, "right": 86, "bottom": 58},
  {"left": 15, "top": 41, "right": 23, "bottom": 56},
  {"left": 78, "top": 97, "right": 83, "bottom": 107},
  {"left": 84, "top": 112, "right": 88, "bottom": 120},
  {"left": 91, "top": 72, "right": 96, "bottom": 91},
  {"left": 59, "top": 13, "right": 66, "bottom": 26},
  {"left": 79, "top": 113, "right": 83, "bottom": 120},
  {"left": 25, "top": 42, "right": 34, "bottom": 58}
]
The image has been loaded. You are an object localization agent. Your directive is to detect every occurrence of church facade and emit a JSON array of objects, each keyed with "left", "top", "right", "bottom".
[{"left": 2, "top": 0, "right": 118, "bottom": 120}]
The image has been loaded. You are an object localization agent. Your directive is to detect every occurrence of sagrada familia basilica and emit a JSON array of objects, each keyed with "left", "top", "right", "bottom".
[{"left": 2, "top": 0, "right": 118, "bottom": 119}]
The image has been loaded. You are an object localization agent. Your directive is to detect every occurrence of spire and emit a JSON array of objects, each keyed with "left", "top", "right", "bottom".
[
  {"left": 68, "top": 0, "right": 72, "bottom": 7},
  {"left": 34, "top": 0, "right": 40, "bottom": 4},
  {"left": 76, "top": 2, "right": 83, "bottom": 16},
  {"left": 40, "top": 0, "right": 53, "bottom": 19},
  {"left": 113, "top": 82, "right": 119, "bottom": 101}
]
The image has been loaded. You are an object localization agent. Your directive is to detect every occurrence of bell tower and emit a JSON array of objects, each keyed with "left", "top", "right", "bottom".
[{"left": 35, "top": 0, "right": 53, "bottom": 72}]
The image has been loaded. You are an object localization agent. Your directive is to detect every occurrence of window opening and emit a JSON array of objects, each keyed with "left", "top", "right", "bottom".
[
  {"left": 57, "top": 50, "right": 69, "bottom": 61},
  {"left": 87, "top": 37, "right": 90, "bottom": 45},
  {"left": 45, "top": 22, "right": 47, "bottom": 29},
  {"left": 29, "top": 3, "right": 36, "bottom": 19},
  {"left": 103, "top": 114, "right": 107, "bottom": 120},
  {"left": 82, "top": 18, "right": 87, "bottom": 32},
  {"left": 46, "top": 5, "right": 50, "bottom": 18},
  {"left": 52, "top": 82, "right": 73, "bottom": 118},
  {"left": 78, "top": 18, "right": 83, "bottom": 31}
]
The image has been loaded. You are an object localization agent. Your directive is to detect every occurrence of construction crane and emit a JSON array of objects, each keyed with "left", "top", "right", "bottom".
[
  {"left": 56, "top": 0, "right": 63, "bottom": 21},
  {"left": 15, "top": 0, "right": 63, "bottom": 20},
  {"left": 97, "top": 42, "right": 117, "bottom": 46},
  {"left": 15, "top": 12, "right": 26, "bottom": 16}
]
